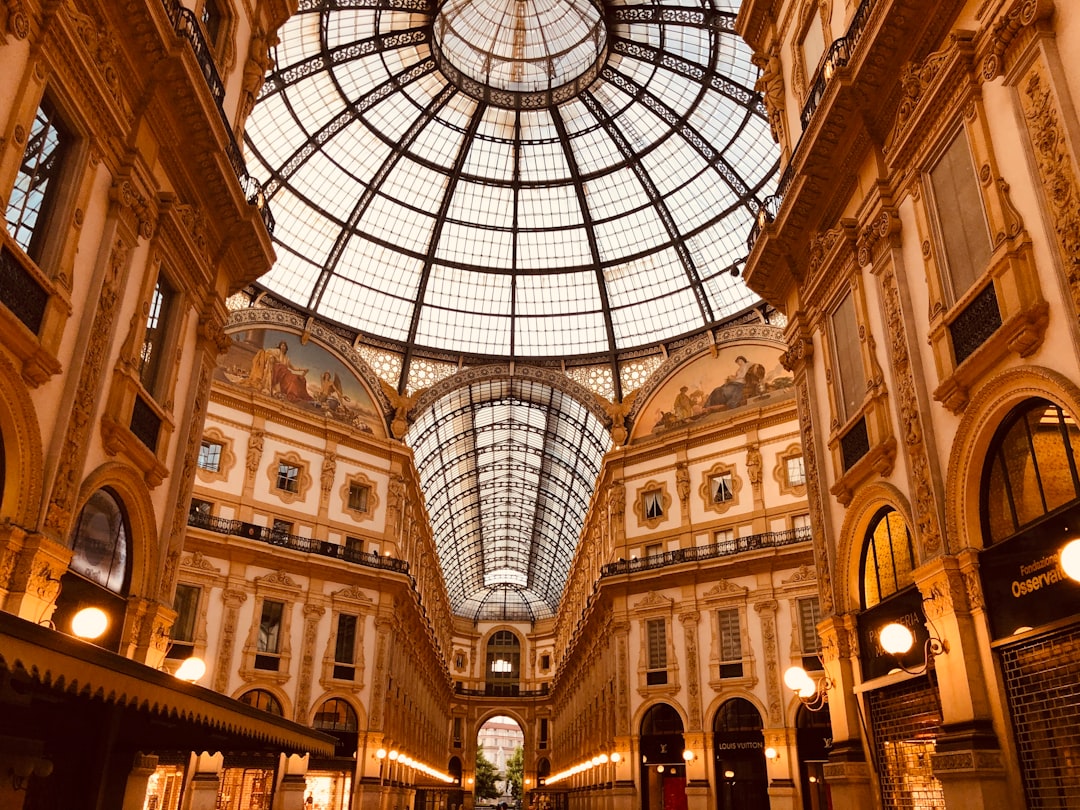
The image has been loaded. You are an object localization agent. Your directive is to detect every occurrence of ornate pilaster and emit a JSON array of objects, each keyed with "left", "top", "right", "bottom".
[
  {"left": 296, "top": 603, "right": 326, "bottom": 723},
  {"left": 368, "top": 617, "right": 393, "bottom": 730},
  {"left": 2, "top": 528, "right": 69, "bottom": 623},
  {"left": 42, "top": 237, "right": 130, "bottom": 537},
  {"left": 861, "top": 211, "right": 945, "bottom": 558},
  {"left": 613, "top": 621, "right": 630, "bottom": 736},
  {"left": 213, "top": 588, "right": 247, "bottom": 693},
  {"left": 679, "top": 611, "right": 702, "bottom": 731},
  {"left": 754, "top": 600, "right": 782, "bottom": 726}
]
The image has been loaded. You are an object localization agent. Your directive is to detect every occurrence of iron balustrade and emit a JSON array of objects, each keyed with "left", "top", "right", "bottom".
[
  {"left": 187, "top": 508, "right": 410, "bottom": 574},
  {"left": 454, "top": 683, "right": 550, "bottom": 698},
  {"left": 161, "top": 0, "right": 275, "bottom": 234},
  {"left": 600, "top": 525, "right": 812, "bottom": 577},
  {"left": 0, "top": 244, "right": 49, "bottom": 334},
  {"left": 950, "top": 282, "right": 1002, "bottom": 366}
]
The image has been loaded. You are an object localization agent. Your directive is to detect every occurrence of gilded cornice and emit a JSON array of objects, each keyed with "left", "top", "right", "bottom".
[
  {"left": 801, "top": 219, "right": 859, "bottom": 309},
  {"left": 979, "top": 0, "right": 1055, "bottom": 81},
  {"left": 885, "top": 32, "right": 979, "bottom": 170}
]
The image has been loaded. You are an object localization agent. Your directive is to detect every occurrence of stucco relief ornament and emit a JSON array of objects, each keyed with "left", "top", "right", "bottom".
[{"left": 2, "top": 0, "right": 30, "bottom": 39}]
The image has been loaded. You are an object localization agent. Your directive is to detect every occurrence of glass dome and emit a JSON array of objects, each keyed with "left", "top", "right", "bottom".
[
  {"left": 245, "top": 0, "right": 776, "bottom": 361},
  {"left": 243, "top": 0, "right": 777, "bottom": 621}
]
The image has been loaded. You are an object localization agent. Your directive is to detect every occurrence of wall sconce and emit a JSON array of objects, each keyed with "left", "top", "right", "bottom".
[
  {"left": 1061, "top": 538, "right": 1080, "bottom": 581},
  {"left": 70, "top": 606, "right": 109, "bottom": 640},
  {"left": 610, "top": 752, "right": 622, "bottom": 763},
  {"left": 878, "top": 622, "right": 946, "bottom": 675},
  {"left": 764, "top": 747, "right": 779, "bottom": 762},
  {"left": 783, "top": 665, "right": 832, "bottom": 711},
  {"left": 681, "top": 749, "right": 694, "bottom": 762},
  {"left": 376, "top": 748, "right": 387, "bottom": 760}
]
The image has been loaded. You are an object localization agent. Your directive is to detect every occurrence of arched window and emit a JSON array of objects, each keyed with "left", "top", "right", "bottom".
[
  {"left": 641, "top": 702, "right": 684, "bottom": 736},
  {"left": 485, "top": 630, "right": 521, "bottom": 696},
  {"left": 715, "top": 698, "right": 762, "bottom": 732},
  {"left": 860, "top": 508, "right": 916, "bottom": 608},
  {"left": 68, "top": 488, "right": 130, "bottom": 594},
  {"left": 240, "top": 689, "right": 283, "bottom": 716},
  {"left": 982, "top": 398, "right": 1080, "bottom": 544},
  {"left": 313, "top": 698, "right": 358, "bottom": 732}
]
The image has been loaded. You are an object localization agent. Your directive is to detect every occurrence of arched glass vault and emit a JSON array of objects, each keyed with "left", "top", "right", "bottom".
[
  {"left": 244, "top": 0, "right": 778, "bottom": 619},
  {"left": 407, "top": 377, "right": 609, "bottom": 621}
]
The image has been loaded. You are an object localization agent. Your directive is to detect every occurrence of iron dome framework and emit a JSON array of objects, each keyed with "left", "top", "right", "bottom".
[{"left": 244, "top": 0, "right": 777, "bottom": 620}]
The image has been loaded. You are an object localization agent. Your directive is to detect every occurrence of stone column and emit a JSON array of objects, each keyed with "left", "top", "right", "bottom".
[
  {"left": 120, "top": 753, "right": 159, "bottom": 810},
  {"left": 1, "top": 527, "right": 69, "bottom": 623},
  {"left": 182, "top": 753, "right": 222, "bottom": 810},
  {"left": 915, "top": 557, "right": 1012, "bottom": 810},
  {"left": 817, "top": 614, "right": 875, "bottom": 807}
]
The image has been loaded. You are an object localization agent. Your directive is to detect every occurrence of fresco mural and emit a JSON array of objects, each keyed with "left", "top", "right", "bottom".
[
  {"left": 216, "top": 328, "right": 383, "bottom": 436},
  {"left": 634, "top": 345, "right": 794, "bottom": 438}
]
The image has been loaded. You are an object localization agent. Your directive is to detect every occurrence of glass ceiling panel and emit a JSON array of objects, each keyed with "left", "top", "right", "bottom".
[{"left": 245, "top": 0, "right": 777, "bottom": 619}]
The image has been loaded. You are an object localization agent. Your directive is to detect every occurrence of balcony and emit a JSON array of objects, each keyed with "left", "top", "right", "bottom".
[
  {"left": 600, "top": 525, "right": 812, "bottom": 578},
  {"left": 743, "top": 0, "right": 966, "bottom": 298},
  {"left": 187, "top": 508, "right": 410, "bottom": 574},
  {"left": 161, "top": 0, "right": 275, "bottom": 234}
]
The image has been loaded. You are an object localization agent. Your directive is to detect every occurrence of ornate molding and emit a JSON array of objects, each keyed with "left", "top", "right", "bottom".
[
  {"left": 796, "top": 377, "right": 834, "bottom": 614},
  {"left": 980, "top": 0, "right": 1055, "bottom": 81}
]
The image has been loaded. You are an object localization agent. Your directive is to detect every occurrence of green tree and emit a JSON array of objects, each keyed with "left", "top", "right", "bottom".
[
  {"left": 474, "top": 747, "right": 500, "bottom": 800},
  {"left": 505, "top": 746, "right": 524, "bottom": 801}
]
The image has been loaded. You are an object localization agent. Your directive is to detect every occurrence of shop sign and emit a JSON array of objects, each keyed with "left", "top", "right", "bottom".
[
  {"left": 639, "top": 734, "right": 686, "bottom": 764},
  {"left": 855, "top": 587, "right": 930, "bottom": 681},
  {"left": 979, "top": 510, "right": 1080, "bottom": 639}
]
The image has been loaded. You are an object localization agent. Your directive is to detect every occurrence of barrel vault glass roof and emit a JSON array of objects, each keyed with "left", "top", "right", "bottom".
[{"left": 244, "top": 0, "right": 777, "bottom": 621}]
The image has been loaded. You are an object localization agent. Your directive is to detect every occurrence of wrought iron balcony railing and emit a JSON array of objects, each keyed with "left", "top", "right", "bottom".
[
  {"left": 187, "top": 508, "right": 410, "bottom": 574},
  {"left": 600, "top": 525, "right": 812, "bottom": 577},
  {"left": 162, "top": 0, "right": 275, "bottom": 234},
  {"left": 746, "top": 0, "right": 876, "bottom": 252}
]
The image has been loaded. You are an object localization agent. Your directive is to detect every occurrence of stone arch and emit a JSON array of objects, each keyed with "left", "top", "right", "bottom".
[
  {"left": 234, "top": 684, "right": 291, "bottom": 718},
  {"left": 945, "top": 365, "right": 1080, "bottom": 553},
  {"left": 835, "top": 481, "right": 916, "bottom": 614},
  {"left": 633, "top": 698, "right": 688, "bottom": 735},
  {"left": 0, "top": 350, "right": 43, "bottom": 526},
  {"left": 309, "top": 691, "right": 367, "bottom": 729},
  {"left": 704, "top": 690, "right": 770, "bottom": 732},
  {"left": 71, "top": 462, "right": 159, "bottom": 599}
]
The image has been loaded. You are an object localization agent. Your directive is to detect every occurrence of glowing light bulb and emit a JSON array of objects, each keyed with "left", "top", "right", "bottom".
[
  {"left": 71, "top": 607, "right": 108, "bottom": 639},
  {"left": 174, "top": 656, "right": 206, "bottom": 682},
  {"left": 610, "top": 752, "right": 621, "bottom": 763},
  {"left": 1061, "top": 538, "right": 1080, "bottom": 581},
  {"left": 879, "top": 622, "right": 915, "bottom": 655}
]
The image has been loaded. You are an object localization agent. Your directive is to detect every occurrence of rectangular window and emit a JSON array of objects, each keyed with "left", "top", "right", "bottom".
[
  {"left": 256, "top": 599, "right": 284, "bottom": 670},
  {"left": 167, "top": 583, "right": 200, "bottom": 659},
  {"left": 139, "top": 275, "right": 176, "bottom": 395},
  {"left": 344, "top": 535, "right": 364, "bottom": 560},
  {"left": 793, "top": 513, "right": 812, "bottom": 536},
  {"left": 801, "top": 16, "right": 826, "bottom": 80},
  {"left": 710, "top": 473, "right": 734, "bottom": 503},
  {"left": 718, "top": 608, "right": 744, "bottom": 678},
  {"left": 540, "top": 653, "right": 551, "bottom": 670},
  {"left": 453, "top": 717, "right": 463, "bottom": 748},
  {"left": 197, "top": 440, "right": 223, "bottom": 472},
  {"left": 786, "top": 456, "right": 806, "bottom": 488},
  {"left": 6, "top": 97, "right": 71, "bottom": 262},
  {"left": 643, "top": 489, "right": 663, "bottom": 519},
  {"left": 539, "top": 718, "right": 549, "bottom": 749},
  {"left": 645, "top": 542, "right": 663, "bottom": 558},
  {"left": 798, "top": 597, "right": 823, "bottom": 654},
  {"left": 189, "top": 498, "right": 213, "bottom": 517},
  {"left": 333, "top": 613, "right": 358, "bottom": 680},
  {"left": 930, "top": 131, "right": 993, "bottom": 302},
  {"left": 348, "top": 483, "right": 370, "bottom": 513},
  {"left": 276, "top": 463, "right": 300, "bottom": 493},
  {"left": 200, "top": 0, "right": 223, "bottom": 43},
  {"left": 646, "top": 618, "right": 667, "bottom": 672},
  {"left": 715, "top": 529, "right": 735, "bottom": 548},
  {"left": 830, "top": 291, "right": 864, "bottom": 424}
]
